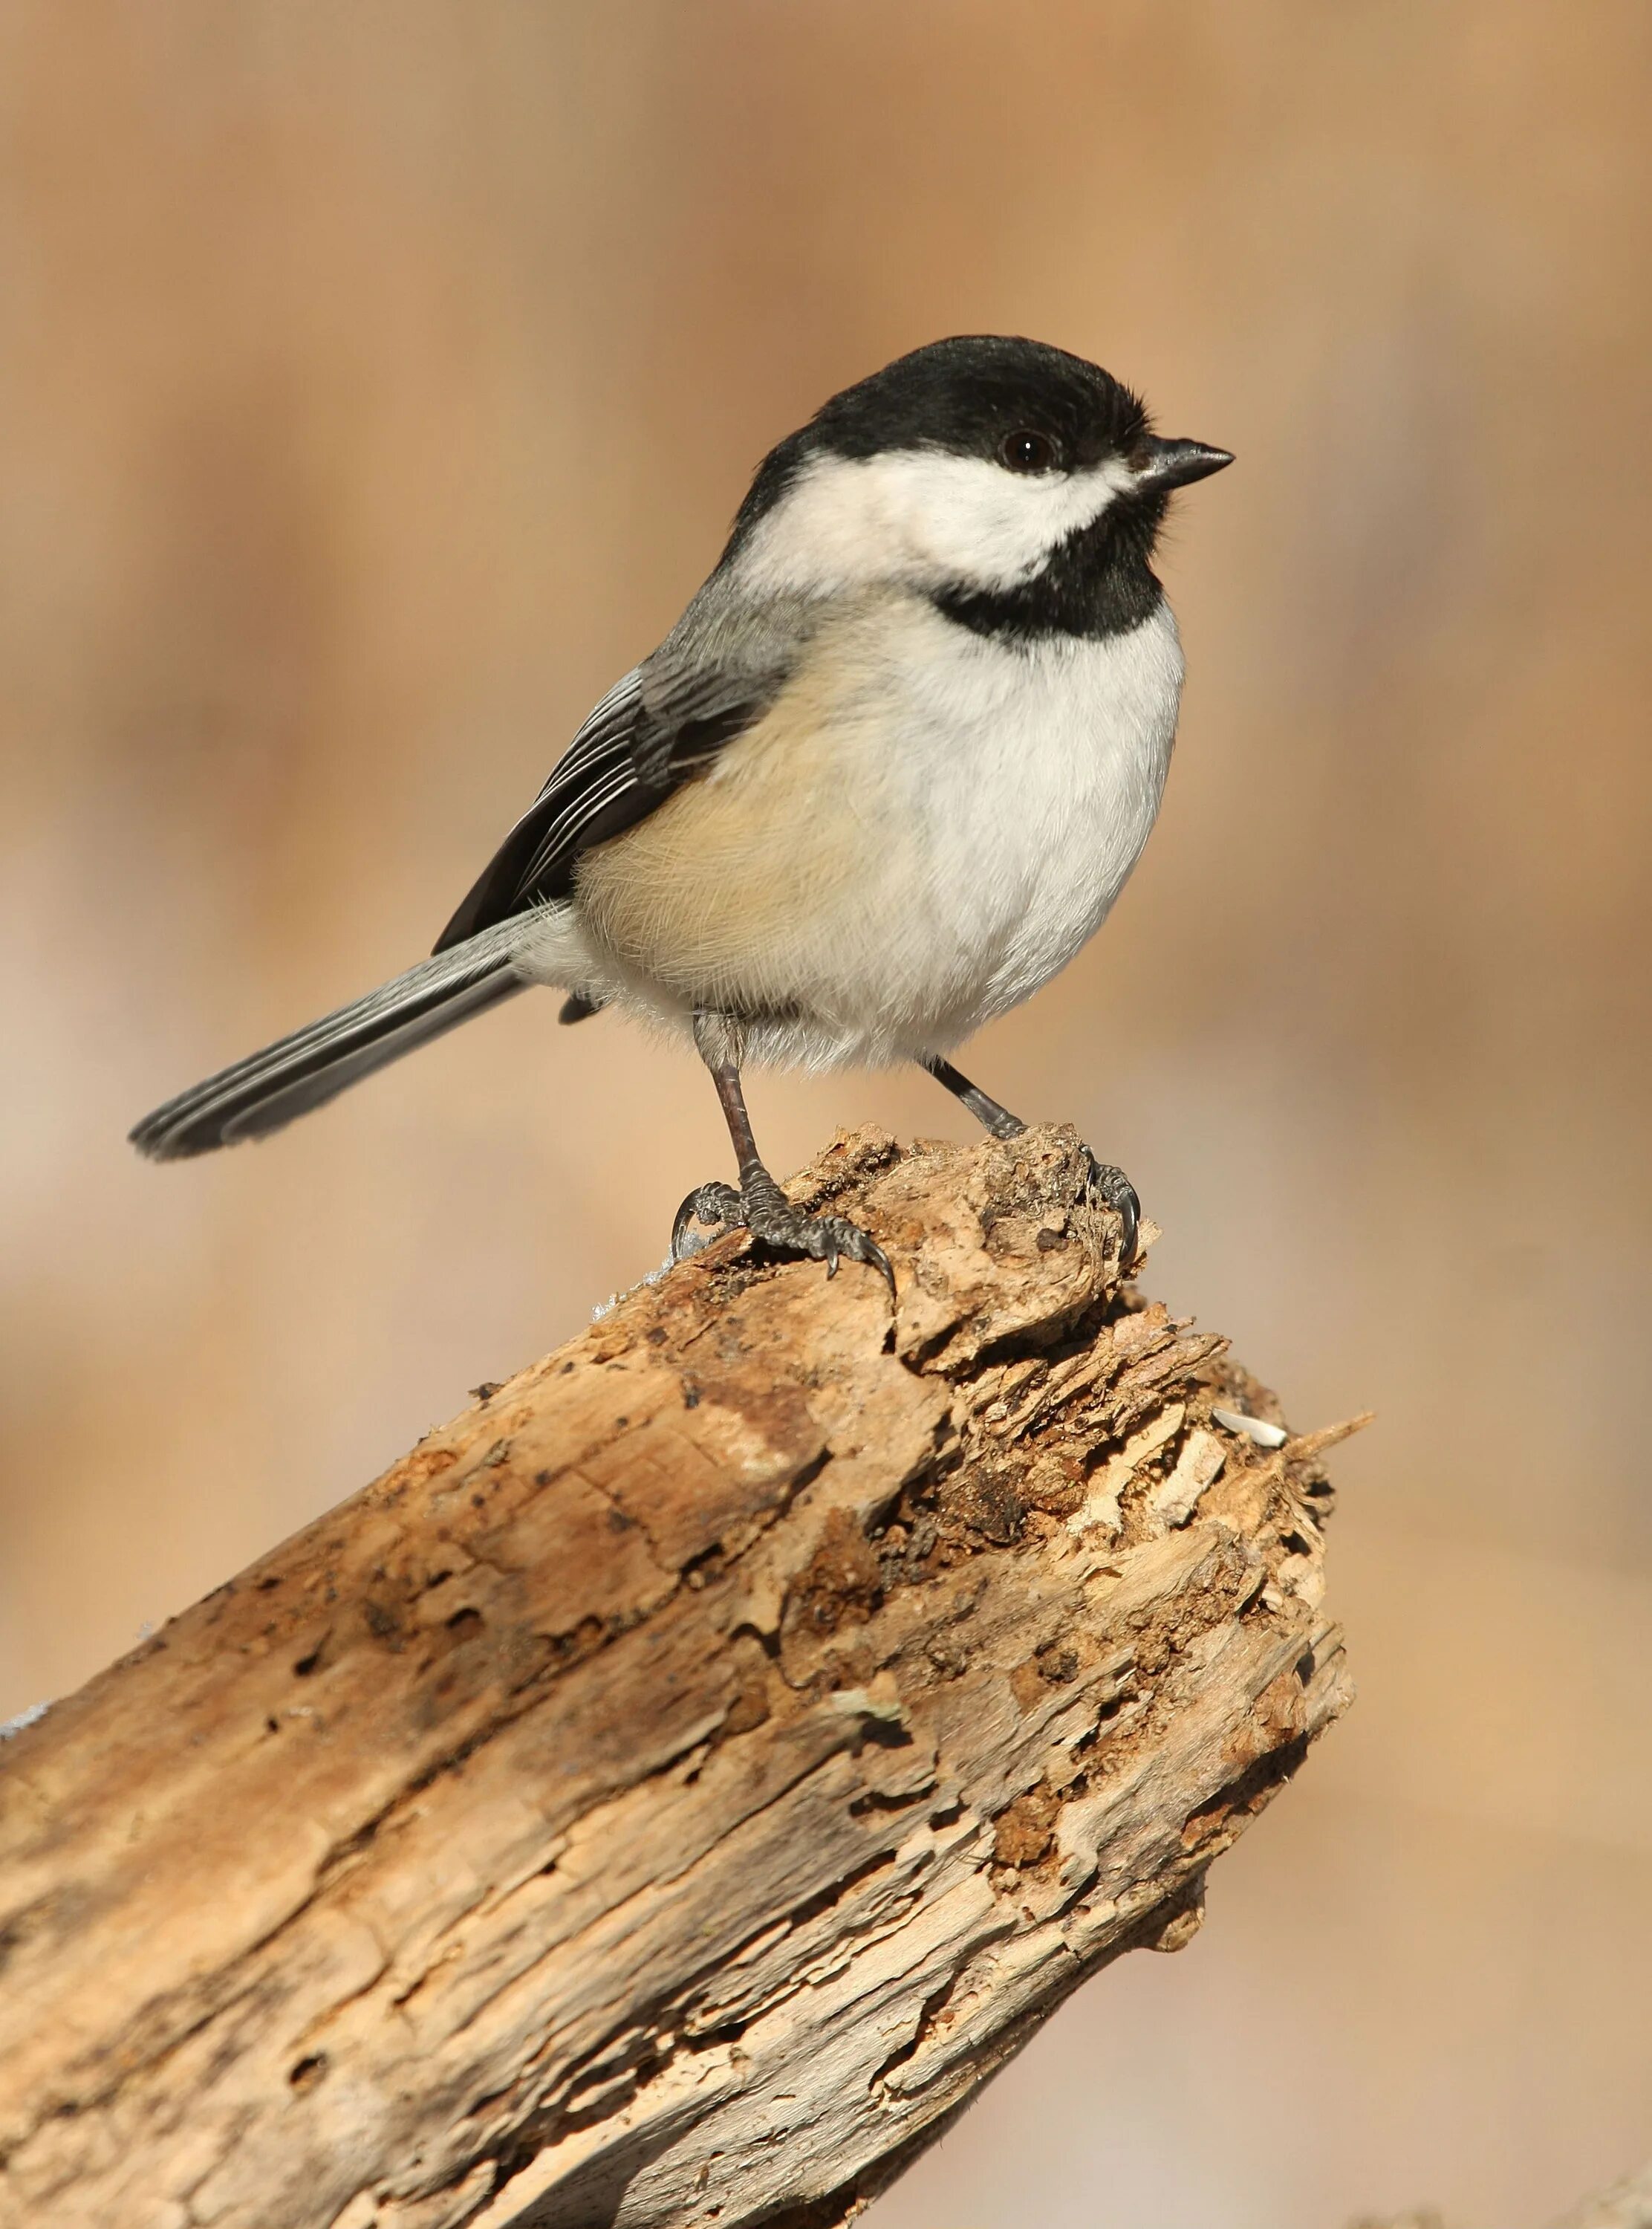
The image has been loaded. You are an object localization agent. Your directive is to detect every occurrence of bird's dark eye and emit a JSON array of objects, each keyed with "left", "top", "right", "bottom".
[{"left": 999, "top": 428, "right": 1058, "bottom": 473}]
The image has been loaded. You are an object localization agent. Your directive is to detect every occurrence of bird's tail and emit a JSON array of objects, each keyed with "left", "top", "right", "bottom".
[{"left": 129, "top": 925, "right": 527, "bottom": 1161}]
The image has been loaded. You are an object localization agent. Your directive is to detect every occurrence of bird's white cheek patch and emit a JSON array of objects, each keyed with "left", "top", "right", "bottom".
[{"left": 738, "top": 450, "right": 1135, "bottom": 597}]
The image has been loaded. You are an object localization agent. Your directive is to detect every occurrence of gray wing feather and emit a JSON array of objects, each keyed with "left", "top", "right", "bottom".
[{"left": 432, "top": 591, "right": 804, "bottom": 953}]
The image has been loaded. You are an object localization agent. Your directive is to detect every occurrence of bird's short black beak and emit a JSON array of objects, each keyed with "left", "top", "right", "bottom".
[{"left": 1134, "top": 437, "right": 1235, "bottom": 493}]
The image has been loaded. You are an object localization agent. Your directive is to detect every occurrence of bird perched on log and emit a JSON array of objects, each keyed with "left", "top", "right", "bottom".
[{"left": 130, "top": 335, "right": 1232, "bottom": 1285}]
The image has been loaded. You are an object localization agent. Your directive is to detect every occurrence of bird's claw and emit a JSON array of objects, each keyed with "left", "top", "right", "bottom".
[
  {"left": 671, "top": 1175, "right": 894, "bottom": 1292},
  {"left": 671, "top": 1183, "right": 744, "bottom": 1262},
  {"left": 752, "top": 1204, "right": 894, "bottom": 1291},
  {"left": 1079, "top": 1149, "right": 1141, "bottom": 1274}
]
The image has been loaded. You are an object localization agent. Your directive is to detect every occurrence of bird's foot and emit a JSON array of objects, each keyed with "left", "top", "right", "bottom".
[
  {"left": 1078, "top": 1149, "right": 1141, "bottom": 1275},
  {"left": 671, "top": 1167, "right": 894, "bottom": 1290},
  {"left": 670, "top": 1181, "right": 744, "bottom": 1259}
]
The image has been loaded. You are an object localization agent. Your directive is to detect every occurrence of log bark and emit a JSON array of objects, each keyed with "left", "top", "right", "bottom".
[{"left": 0, "top": 1126, "right": 1356, "bottom": 2229}]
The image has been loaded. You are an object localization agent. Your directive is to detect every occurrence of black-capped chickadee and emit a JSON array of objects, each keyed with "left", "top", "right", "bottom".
[{"left": 131, "top": 336, "right": 1232, "bottom": 1286}]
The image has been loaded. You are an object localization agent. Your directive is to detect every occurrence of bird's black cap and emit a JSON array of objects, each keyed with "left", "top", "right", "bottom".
[
  {"left": 723, "top": 336, "right": 1231, "bottom": 641},
  {"left": 806, "top": 334, "right": 1151, "bottom": 471},
  {"left": 729, "top": 334, "right": 1230, "bottom": 549}
]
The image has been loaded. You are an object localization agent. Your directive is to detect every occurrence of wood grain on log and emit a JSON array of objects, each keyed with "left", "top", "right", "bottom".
[{"left": 0, "top": 1126, "right": 1356, "bottom": 2229}]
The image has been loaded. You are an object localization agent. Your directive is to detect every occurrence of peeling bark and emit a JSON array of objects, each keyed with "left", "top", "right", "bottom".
[{"left": 0, "top": 1126, "right": 1356, "bottom": 2229}]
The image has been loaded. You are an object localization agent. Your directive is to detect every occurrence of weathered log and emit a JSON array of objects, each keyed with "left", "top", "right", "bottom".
[{"left": 0, "top": 1126, "right": 1355, "bottom": 2229}]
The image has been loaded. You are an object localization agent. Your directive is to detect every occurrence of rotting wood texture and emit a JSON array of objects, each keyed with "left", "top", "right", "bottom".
[{"left": 0, "top": 1126, "right": 1358, "bottom": 2229}]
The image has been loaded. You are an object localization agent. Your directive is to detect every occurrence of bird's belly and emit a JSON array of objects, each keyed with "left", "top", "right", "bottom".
[{"left": 570, "top": 599, "right": 1183, "bottom": 1065}]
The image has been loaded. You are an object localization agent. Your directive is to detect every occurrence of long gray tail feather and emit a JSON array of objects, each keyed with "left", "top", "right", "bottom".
[{"left": 129, "top": 928, "right": 527, "bottom": 1161}]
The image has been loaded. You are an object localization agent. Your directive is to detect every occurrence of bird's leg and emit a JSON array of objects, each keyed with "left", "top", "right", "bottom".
[
  {"left": 918, "top": 1054, "right": 1141, "bottom": 1271},
  {"left": 671, "top": 1016, "right": 894, "bottom": 1288},
  {"left": 920, "top": 1054, "right": 1026, "bottom": 1141}
]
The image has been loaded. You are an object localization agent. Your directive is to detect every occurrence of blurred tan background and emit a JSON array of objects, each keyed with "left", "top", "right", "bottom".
[{"left": 2, "top": 3, "right": 1649, "bottom": 2224}]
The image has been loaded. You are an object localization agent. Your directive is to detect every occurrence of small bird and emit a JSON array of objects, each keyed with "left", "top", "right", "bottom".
[{"left": 131, "top": 336, "right": 1231, "bottom": 1285}]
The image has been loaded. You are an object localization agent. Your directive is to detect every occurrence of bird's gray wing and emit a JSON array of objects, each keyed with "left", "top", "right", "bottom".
[{"left": 432, "top": 645, "right": 788, "bottom": 953}]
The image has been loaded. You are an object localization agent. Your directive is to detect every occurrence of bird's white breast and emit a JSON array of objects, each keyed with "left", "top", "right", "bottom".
[
  {"left": 536, "top": 594, "right": 1184, "bottom": 1068},
  {"left": 876, "top": 597, "right": 1184, "bottom": 1044}
]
